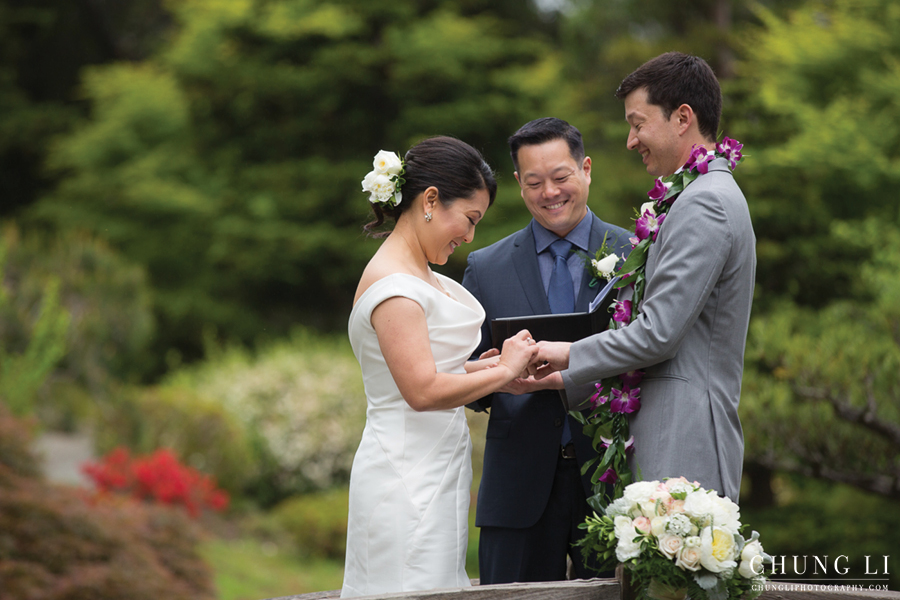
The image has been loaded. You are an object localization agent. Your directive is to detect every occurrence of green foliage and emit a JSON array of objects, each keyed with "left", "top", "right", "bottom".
[
  {"left": 0, "top": 244, "right": 69, "bottom": 417},
  {"left": 0, "top": 225, "right": 155, "bottom": 425},
  {"left": 1, "top": 226, "right": 154, "bottom": 385},
  {"left": 741, "top": 475, "right": 900, "bottom": 590},
  {"left": 30, "top": 0, "right": 559, "bottom": 356},
  {"left": 0, "top": 404, "right": 39, "bottom": 478},
  {"left": 164, "top": 328, "right": 367, "bottom": 506},
  {"left": 733, "top": 0, "right": 900, "bottom": 501},
  {"left": 742, "top": 218, "right": 900, "bottom": 498},
  {"left": 266, "top": 488, "right": 349, "bottom": 560},
  {"left": 95, "top": 385, "right": 255, "bottom": 497},
  {"left": 0, "top": 408, "right": 216, "bottom": 600},
  {"left": 199, "top": 537, "right": 344, "bottom": 600},
  {"left": 732, "top": 0, "right": 900, "bottom": 308}
]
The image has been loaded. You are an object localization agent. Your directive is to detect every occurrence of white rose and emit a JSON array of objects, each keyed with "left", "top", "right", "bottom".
[
  {"left": 624, "top": 481, "right": 660, "bottom": 505},
  {"left": 684, "top": 490, "right": 735, "bottom": 530},
  {"left": 682, "top": 489, "right": 716, "bottom": 518},
  {"left": 372, "top": 150, "right": 403, "bottom": 175},
  {"left": 363, "top": 172, "right": 396, "bottom": 204},
  {"left": 650, "top": 516, "right": 667, "bottom": 537},
  {"left": 658, "top": 534, "right": 683, "bottom": 559},
  {"left": 699, "top": 526, "right": 738, "bottom": 574},
  {"left": 361, "top": 170, "right": 378, "bottom": 192},
  {"left": 677, "top": 545, "right": 702, "bottom": 571},
  {"left": 708, "top": 496, "right": 741, "bottom": 535},
  {"left": 741, "top": 540, "right": 763, "bottom": 563},
  {"left": 593, "top": 253, "right": 619, "bottom": 278},
  {"left": 640, "top": 201, "right": 657, "bottom": 216},
  {"left": 739, "top": 559, "right": 763, "bottom": 579},
  {"left": 616, "top": 536, "right": 642, "bottom": 562},
  {"left": 639, "top": 500, "right": 659, "bottom": 518},
  {"left": 614, "top": 516, "right": 642, "bottom": 561}
]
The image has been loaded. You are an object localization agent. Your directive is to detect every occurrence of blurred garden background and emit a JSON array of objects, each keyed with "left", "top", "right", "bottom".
[{"left": 1, "top": 0, "right": 898, "bottom": 598}]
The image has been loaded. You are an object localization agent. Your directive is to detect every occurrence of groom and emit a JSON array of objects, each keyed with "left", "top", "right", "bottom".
[
  {"left": 533, "top": 52, "right": 756, "bottom": 502},
  {"left": 462, "top": 117, "right": 630, "bottom": 583}
]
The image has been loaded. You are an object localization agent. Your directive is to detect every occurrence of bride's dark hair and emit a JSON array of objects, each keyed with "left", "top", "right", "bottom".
[{"left": 364, "top": 136, "right": 497, "bottom": 237}]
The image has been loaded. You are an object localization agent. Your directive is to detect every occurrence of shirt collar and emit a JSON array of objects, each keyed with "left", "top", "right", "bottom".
[{"left": 532, "top": 209, "right": 593, "bottom": 254}]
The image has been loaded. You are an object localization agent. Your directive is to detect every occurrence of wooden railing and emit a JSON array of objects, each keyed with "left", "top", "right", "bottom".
[{"left": 264, "top": 575, "right": 900, "bottom": 600}]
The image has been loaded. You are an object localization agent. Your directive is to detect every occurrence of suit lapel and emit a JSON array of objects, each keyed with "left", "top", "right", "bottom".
[
  {"left": 511, "top": 225, "right": 551, "bottom": 315},
  {"left": 575, "top": 214, "right": 607, "bottom": 311}
]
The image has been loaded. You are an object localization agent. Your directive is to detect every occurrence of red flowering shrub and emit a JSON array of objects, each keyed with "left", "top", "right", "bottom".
[
  {"left": 0, "top": 405, "right": 216, "bottom": 600},
  {"left": 83, "top": 447, "right": 229, "bottom": 517}
]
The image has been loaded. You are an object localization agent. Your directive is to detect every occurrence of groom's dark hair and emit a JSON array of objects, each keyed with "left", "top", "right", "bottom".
[
  {"left": 508, "top": 117, "right": 585, "bottom": 172},
  {"left": 615, "top": 52, "right": 722, "bottom": 142}
]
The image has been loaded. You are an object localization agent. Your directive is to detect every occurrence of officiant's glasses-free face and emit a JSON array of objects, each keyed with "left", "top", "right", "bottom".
[{"left": 514, "top": 138, "right": 591, "bottom": 239}]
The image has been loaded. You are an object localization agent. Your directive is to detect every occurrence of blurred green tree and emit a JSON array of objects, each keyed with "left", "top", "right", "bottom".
[
  {"left": 29, "top": 0, "right": 559, "bottom": 362},
  {"left": 0, "top": 244, "right": 69, "bottom": 417},
  {"left": 0, "top": 0, "right": 169, "bottom": 217},
  {"left": 546, "top": 0, "right": 807, "bottom": 228},
  {"left": 0, "top": 226, "right": 155, "bottom": 427},
  {"left": 731, "top": 0, "right": 900, "bottom": 502}
]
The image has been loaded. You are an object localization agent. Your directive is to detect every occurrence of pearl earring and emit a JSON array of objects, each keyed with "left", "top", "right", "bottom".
[{"left": 425, "top": 212, "right": 433, "bottom": 222}]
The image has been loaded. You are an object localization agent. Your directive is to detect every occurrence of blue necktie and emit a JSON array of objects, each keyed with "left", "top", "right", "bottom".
[{"left": 548, "top": 239, "right": 574, "bottom": 446}]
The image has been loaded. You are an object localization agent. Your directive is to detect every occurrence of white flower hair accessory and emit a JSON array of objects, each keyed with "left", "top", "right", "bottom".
[{"left": 362, "top": 150, "right": 405, "bottom": 209}]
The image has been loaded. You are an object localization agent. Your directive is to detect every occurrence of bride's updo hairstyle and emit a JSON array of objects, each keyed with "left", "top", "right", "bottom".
[{"left": 364, "top": 136, "right": 497, "bottom": 237}]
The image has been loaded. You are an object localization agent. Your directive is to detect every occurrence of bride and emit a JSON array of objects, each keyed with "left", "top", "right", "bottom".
[{"left": 342, "top": 136, "right": 537, "bottom": 597}]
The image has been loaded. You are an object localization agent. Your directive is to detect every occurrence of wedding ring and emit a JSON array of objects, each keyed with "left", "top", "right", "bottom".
[{"left": 526, "top": 337, "right": 535, "bottom": 345}]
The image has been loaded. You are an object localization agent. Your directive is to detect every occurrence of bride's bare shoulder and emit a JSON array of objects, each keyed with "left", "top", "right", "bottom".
[{"left": 353, "top": 256, "right": 416, "bottom": 305}]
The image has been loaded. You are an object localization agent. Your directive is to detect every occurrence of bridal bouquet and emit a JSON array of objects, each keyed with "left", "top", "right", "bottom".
[{"left": 577, "top": 478, "right": 770, "bottom": 600}]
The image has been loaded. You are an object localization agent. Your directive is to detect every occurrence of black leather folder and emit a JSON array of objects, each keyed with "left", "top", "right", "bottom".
[{"left": 490, "top": 277, "right": 620, "bottom": 349}]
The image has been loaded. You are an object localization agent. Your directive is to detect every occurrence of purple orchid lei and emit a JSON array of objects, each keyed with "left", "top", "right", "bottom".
[{"left": 573, "top": 137, "right": 744, "bottom": 507}]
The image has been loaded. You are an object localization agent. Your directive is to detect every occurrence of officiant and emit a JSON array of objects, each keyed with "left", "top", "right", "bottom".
[{"left": 462, "top": 117, "right": 631, "bottom": 584}]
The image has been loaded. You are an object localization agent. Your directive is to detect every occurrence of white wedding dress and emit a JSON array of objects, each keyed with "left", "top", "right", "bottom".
[{"left": 341, "top": 272, "right": 484, "bottom": 598}]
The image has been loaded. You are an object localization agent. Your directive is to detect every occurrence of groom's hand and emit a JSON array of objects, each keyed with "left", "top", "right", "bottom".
[{"left": 530, "top": 341, "right": 572, "bottom": 379}]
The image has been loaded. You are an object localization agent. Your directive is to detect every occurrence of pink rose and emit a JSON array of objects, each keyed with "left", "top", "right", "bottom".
[
  {"left": 658, "top": 534, "right": 684, "bottom": 560},
  {"left": 634, "top": 516, "right": 652, "bottom": 534}
]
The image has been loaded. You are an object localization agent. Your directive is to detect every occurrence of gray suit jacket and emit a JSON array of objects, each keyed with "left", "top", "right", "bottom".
[{"left": 562, "top": 158, "right": 756, "bottom": 501}]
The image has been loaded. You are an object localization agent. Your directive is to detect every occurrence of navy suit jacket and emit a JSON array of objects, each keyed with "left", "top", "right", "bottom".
[{"left": 462, "top": 212, "right": 631, "bottom": 529}]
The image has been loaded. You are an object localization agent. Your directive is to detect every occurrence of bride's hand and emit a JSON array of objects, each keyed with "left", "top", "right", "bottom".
[
  {"left": 497, "top": 330, "right": 539, "bottom": 379},
  {"left": 465, "top": 348, "right": 501, "bottom": 373}
]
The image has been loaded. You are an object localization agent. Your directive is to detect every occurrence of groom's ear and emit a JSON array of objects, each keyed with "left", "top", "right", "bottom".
[{"left": 674, "top": 103, "right": 694, "bottom": 136}]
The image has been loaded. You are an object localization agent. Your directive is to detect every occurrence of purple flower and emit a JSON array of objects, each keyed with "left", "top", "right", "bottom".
[
  {"left": 609, "top": 386, "right": 641, "bottom": 414},
  {"left": 598, "top": 468, "right": 618, "bottom": 484},
  {"left": 612, "top": 300, "right": 632, "bottom": 326},
  {"left": 588, "top": 383, "right": 607, "bottom": 408},
  {"left": 647, "top": 178, "right": 673, "bottom": 207},
  {"left": 716, "top": 137, "right": 744, "bottom": 170},
  {"left": 629, "top": 236, "right": 640, "bottom": 248},
  {"left": 684, "top": 144, "right": 714, "bottom": 174},
  {"left": 620, "top": 370, "right": 644, "bottom": 388},
  {"left": 599, "top": 435, "right": 635, "bottom": 453},
  {"left": 635, "top": 208, "right": 665, "bottom": 242}
]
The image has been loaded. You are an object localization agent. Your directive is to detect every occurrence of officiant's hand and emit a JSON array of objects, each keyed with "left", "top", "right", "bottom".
[{"left": 530, "top": 341, "right": 571, "bottom": 379}]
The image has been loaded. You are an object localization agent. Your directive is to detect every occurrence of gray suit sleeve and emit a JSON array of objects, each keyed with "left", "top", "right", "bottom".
[{"left": 564, "top": 186, "right": 732, "bottom": 386}]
